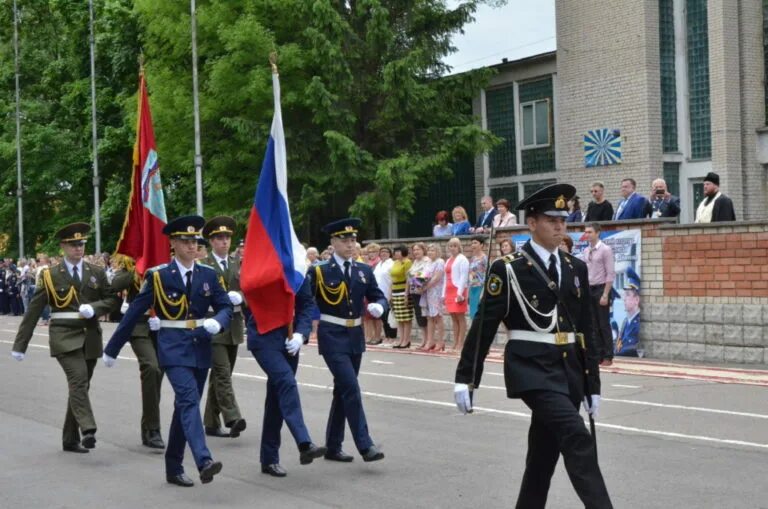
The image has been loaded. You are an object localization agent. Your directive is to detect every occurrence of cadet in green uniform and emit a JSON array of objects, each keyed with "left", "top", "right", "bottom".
[
  {"left": 111, "top": 254, "right": 165, "bottom": 449},
  {"left": 201, "top": 216, "right": 247, "bottom": 438},
  {"left": 11, "top": 223, "right": 120, "bottom": 453}
]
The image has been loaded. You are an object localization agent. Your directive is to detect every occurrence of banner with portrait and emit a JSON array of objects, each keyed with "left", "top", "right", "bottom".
[{"left": 510, "top": 229, "right": 642, "bottom": 357}]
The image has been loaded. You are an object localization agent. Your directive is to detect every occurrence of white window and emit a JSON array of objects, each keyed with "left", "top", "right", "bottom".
[{"left": 520, "top": 99, "right": 550, "bottom": 149}]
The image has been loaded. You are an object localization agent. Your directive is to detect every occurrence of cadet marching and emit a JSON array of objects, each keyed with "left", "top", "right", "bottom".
[{"left": 9, "top": 193, "right": 611, "bottom": 505}]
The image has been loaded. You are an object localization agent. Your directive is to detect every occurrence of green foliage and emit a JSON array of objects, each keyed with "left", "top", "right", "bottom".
[{"left": 0, "top": 0, "right": 502, "bottom": 256}]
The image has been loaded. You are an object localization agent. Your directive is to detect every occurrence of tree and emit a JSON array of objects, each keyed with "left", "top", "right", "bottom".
[
  {"left": 0, "top": 0, "right": 141, "bottom": 257},
  {"left": 135, "top": 0, "right": 500, "bottom": 241}
]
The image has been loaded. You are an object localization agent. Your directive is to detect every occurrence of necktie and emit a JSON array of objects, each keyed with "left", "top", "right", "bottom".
[
  {"left": 220, "top": 259, "right": 227, "bottom": 271},
  {"left": 184, "top": 271, "right": 192, "bottom": 301},
  {"left": 547, "top": 254, "right": 559, "bottom": 288},
  {"left": 343, "top": 261, "right": 351, "bottom": 286},
  {"left": 72, "top": 265, "right": 81, "bottom": 286}
]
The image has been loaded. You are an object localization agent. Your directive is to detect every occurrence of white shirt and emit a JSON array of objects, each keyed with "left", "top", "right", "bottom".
[
  {"left": 529, "top": 239, "right": 561, "bottom": 285},
  {"left": 63, "top": 259, "right": 84, "bottom": 281},
  {"left": 332, "top": 253, "right": 354, "bottom": 270},
  {"left": 174, "top": 258, "right": 194, "bottom": 283},
  {"left": 212, "top": 252, "right": 229, "bottom": 269},
  {"left": 373, "top": 258, "right": 394, "bottom": 297}
]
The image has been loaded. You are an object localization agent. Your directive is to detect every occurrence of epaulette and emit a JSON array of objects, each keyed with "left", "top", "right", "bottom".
[
  {"left": 316, "top": 260, "right": 330, "bottom": 266},
  {"left": 195, "top": 262, "right": 215, "bottom": 270},
  {"left": 504, "top": 252, "right": 525, "bottom": 263},
  {"left": 146, "top": 263, "right": 168, "bottom": 274}
]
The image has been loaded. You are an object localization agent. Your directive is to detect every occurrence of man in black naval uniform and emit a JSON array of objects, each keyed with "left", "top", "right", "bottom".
[{"left": 454, "top": 184, "right": 612, "bottom": 509}]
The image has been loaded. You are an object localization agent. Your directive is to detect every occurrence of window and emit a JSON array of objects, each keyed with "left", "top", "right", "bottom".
[{"left": 520, "top": 99, "right": 550, "bottom": 149}]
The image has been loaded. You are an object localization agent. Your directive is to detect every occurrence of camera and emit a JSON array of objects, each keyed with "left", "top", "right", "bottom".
[{"left": 655, "top": 189, "right": 665, "bottom": 195}]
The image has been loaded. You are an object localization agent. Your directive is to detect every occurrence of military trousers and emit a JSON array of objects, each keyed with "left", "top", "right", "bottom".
[
  {"left": 56, "top": 348, "right": 97, "bottom": 446},
  {"left": 164, "top": 366, "right": 213, "bottom": 476},
  {"left": 129, "top": 333, "right": 164, "bottom": 431},
  {"left": 251, "top": 348, "right": 311, "bottom": 465},
  {"left": 203, "top": 343, "right": 242, "bottom": 429},
  {"left": 322, "top": 352, "right": 373, "bottom": 454},
  {"left": 516, "top": 390, "right": 612, "bottom": 509}
]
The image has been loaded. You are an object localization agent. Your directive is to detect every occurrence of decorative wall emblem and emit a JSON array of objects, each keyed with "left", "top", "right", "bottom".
[{"left": 584, "top": 129, "right": 622, "bottom": 167}]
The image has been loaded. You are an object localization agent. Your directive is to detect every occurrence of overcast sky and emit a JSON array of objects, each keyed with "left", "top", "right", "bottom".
[{"left": 444, "top": 0, "right": 556, "bottom": 75}]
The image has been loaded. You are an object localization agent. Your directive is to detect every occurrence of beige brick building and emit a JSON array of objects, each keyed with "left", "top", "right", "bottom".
[{"left": 468, "top": 0, "right": 768, "bottom": 223}]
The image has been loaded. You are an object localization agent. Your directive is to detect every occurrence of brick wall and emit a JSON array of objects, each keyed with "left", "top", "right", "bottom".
[{"left": 555, "top": 0, "right": 662, "bottom": 205}]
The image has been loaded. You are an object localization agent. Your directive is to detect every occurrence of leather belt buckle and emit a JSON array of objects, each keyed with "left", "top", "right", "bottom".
[
  {"left": 186, "top": 319, "right": 197, "bottom": 329},
  {"left": 554, "top": 332, "right": 569, "bottom": 345},
  {"left": 346, "top": 319, "right": 355, "bottom": 327}
]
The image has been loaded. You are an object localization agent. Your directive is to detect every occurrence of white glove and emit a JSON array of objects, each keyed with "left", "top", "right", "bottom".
[
  {"left": 367, "top": 303, "right": 384, "bottom": 318},
  {"left": 203, "top": 318, "right": 221, "bottom": 335},
  {"left": 120, "top": 301, "right": 129, "bottom": 314},
  {"left": 148, "top": 316, "right": 161, "bottom": 331},
  {"left": 227, "top": 291, "right": 243, "bottom": 306},
  {"left": 11, "top": 351, "right": 25, "bottom": 362},
  {"left": 102, "top": 353, "right": 116, "bottom": 368},
  {"left": 285, "top": 333, "right": 303, "bottom": 356},
  {"left": 454, "top": 383, "right": 472, "bottom": 414},
  {"left": 79, "top": 304, "right": 95, "bottom": 319},
  {"left": 582, "top": 394, "right": 601, "bottom": 419}
]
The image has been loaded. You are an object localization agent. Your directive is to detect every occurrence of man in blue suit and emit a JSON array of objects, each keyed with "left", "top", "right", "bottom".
[
  {"left": 248, "top": 277, "right": 326, "bottom": 477},
  {"left": 103, "top": 216, "right": 232, "bottom": 487},
  {"left": 309, "top": 218, "right": 388, "bottom": 463},
  {"left": 613, "top": 178, "right": 650, "bottom": 220},
  {"left": 615, "top": 268, "right": 641, "bottom": 357}
]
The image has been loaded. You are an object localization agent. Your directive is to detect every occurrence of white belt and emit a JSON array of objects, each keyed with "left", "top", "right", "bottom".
[
  {"left": 50, "top": 312, "right": 84, "bottom": 320},
  {"left": 507, "top": 330, "right": 575, "bottom": 345},
  {"left": 320, "top": 314, "right": 362, "bottom": 327},
  {"left": 159, "top": 319, "right": 204, "bottom": 329}
]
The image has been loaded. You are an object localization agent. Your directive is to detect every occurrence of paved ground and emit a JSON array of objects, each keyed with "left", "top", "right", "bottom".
[{"left": 1, "top": 315, "right": 767, "bottom": 508}]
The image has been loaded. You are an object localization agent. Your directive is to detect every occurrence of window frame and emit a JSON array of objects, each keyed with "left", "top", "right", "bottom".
[{"left": 519, "top": 98, "right": 551, "bottom": 150}]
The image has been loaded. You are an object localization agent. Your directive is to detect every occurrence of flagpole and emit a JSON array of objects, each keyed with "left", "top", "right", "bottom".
[
  {"left": 190, "top": 0, "right": 203, "bottom": 215},
  {"left": 89, "top": 0, "right": 101, "bottom": 253},
  {"left": 13, "top": 0, "right": 24, "bottom": 259}
]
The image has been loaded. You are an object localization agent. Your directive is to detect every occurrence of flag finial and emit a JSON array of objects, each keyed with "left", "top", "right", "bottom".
[{"left": 269, "top": 51, "right": 278, "bottom": 75}]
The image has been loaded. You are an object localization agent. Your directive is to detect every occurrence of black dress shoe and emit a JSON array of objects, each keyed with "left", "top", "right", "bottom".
[
  {"left": 205, "top": 427, "right": 229, "bottom": 438},
  {"left": 143, "top": 429, "right": 165, "bottom": 449},
  {"left": 199, "top": 460, "right": 223, "bottom": 484},
  {"left": 226, "top": 418, "right": 247, "bottom": 438},
  {"left": 324, "top": 450, "right": 354, "bottom": 462},
  {"left": 63, "top": 443, "right": 89, "bottom": 453},
  {"left": 261, "top": 464, "right": 287, "bottom": 477},
  {"left": 166, "top": 473, "right": 194, "bottom": 487},
  {"left": 81, "top": 433, "right": 97, "bottom": 449},
  {"left": 299, "top": 443, "right": 327, "bottom": 465},
  {"left": 361, "top": 445, "right": 385, "bottom": 462}
]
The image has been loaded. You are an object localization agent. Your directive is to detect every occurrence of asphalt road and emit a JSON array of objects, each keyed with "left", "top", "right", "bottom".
[{"left": 1, "top": 316, "right": 766, "bottom": 509}]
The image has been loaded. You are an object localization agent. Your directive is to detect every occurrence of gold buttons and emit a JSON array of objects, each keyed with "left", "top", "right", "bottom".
[{"left": 562, "top": 352, "right": 567, "bottom": 358}]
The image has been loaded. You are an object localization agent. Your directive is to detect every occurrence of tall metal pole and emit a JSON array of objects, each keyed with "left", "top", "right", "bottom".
[
  {"left": 190, "top": 0, "right": 203, "bottom": 215},
  {"left": 89, "top": 0, "right": 101, "bottom": 253},
  {"left": 13, "top": 0, "right": 24, "bottom": 259}
]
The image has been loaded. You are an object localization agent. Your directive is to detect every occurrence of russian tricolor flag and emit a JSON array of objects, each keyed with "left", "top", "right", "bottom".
[{"left": 241, "top": 72, "right": 307, "bottom": 334}]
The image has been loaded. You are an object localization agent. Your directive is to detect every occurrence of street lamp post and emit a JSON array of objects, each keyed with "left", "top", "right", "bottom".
[{"left": 13, "top": 0, "right": 24, "bottom": 259}]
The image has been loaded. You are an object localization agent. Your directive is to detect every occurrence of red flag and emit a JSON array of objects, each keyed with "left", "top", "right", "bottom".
[{"left": 114, "top": 70, "right": 170, "bottom": 276}]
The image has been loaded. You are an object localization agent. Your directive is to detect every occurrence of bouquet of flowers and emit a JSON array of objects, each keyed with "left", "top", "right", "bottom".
[{"left": 408, "top": 270, "right": 429, "bottom": 295}]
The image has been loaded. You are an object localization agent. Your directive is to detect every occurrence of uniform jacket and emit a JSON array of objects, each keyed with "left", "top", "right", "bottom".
[
  {"left": 615, "top": 313, "right": 640, "bottom": 357},
  {"left": 246, "top": 276, "right": 313, "bottom": 352},
  {"left": 455, "top": 241, "right": 601, "bottom": 399},
  {"left": 14, "top": 262, "right": 120, "bottom": 359},
  {"left": 111, "top": 269, "right": 150, "bottom": 338},
  {"left": 105, "top": 261, "right": 232, "bottom": 369},
  {"left": 615, "top": 193, "right": 650, "bottom": 220},
  {"left": 202, "top": 254, "right": 245, "bottom": 345},
  {"left": 308, "top": 259, "right": 387, "bottom": 355}
]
